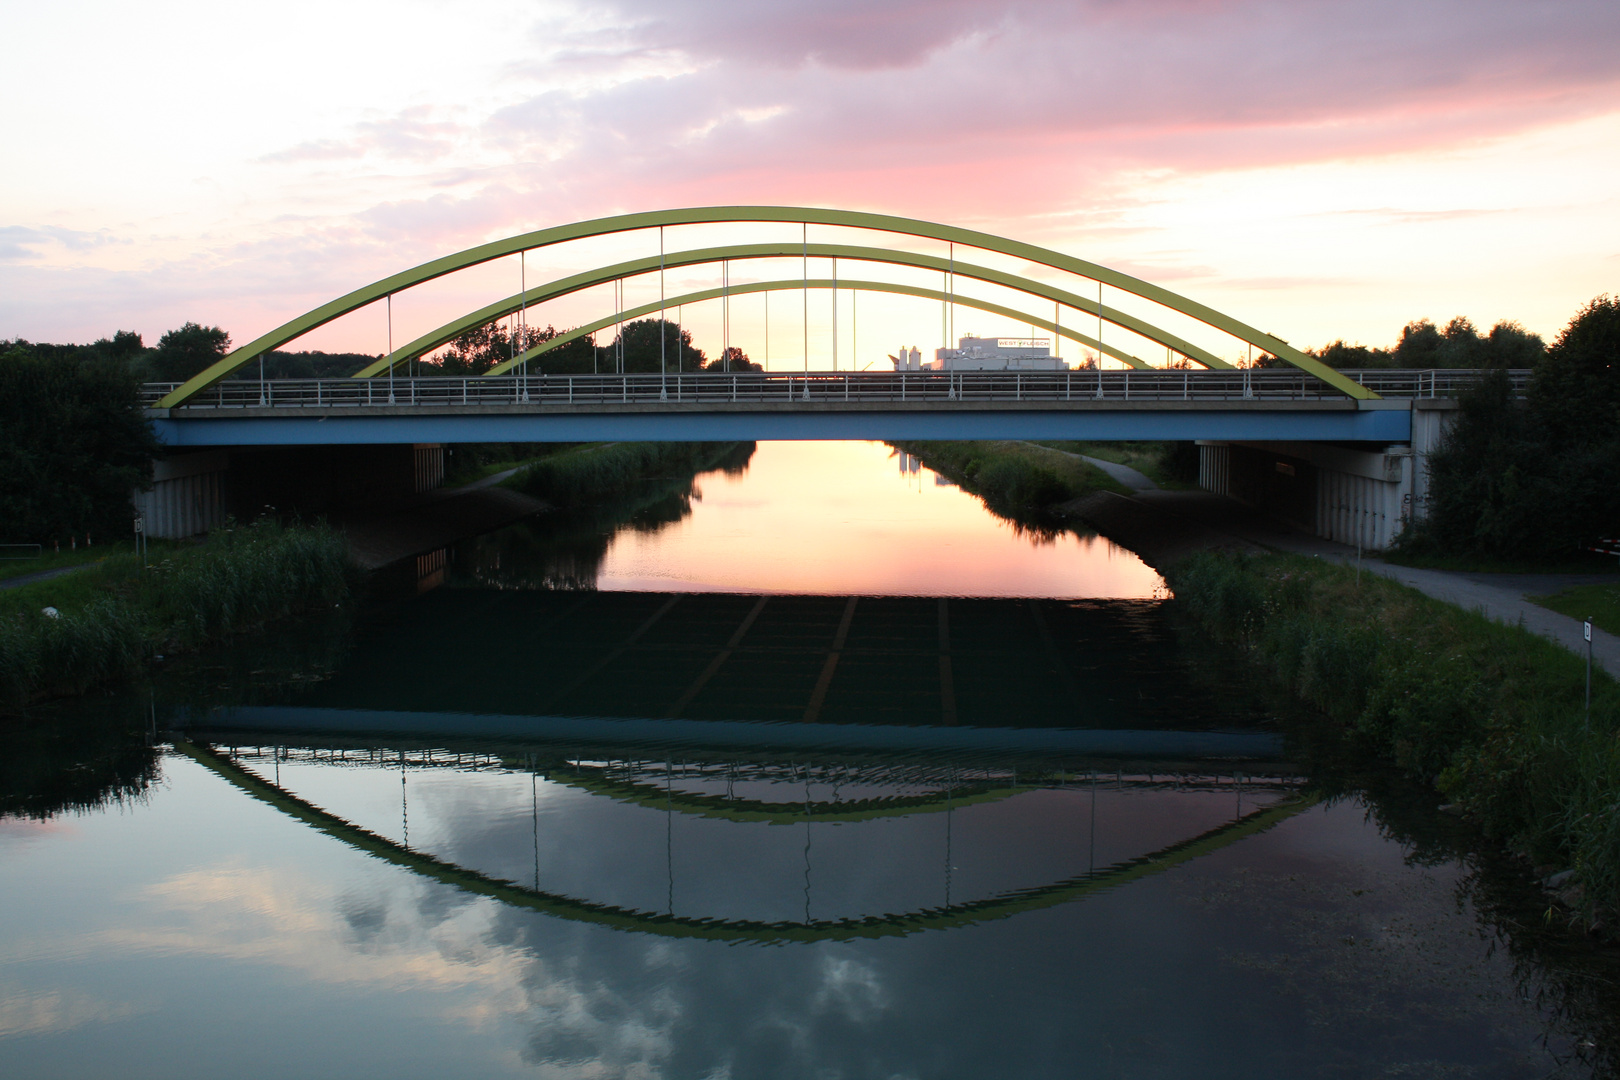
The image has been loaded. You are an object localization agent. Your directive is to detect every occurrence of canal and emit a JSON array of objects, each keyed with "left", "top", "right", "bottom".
[{"left": 1, "top": 441, "right": 1614, "bottom": 1078}]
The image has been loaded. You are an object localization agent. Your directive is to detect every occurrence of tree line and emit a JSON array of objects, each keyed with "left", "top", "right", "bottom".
[
  {"left": 1407, "top": 296, "right": 1619, "bottom": 561},
  {"left": 1308, "top": 315, "right": 1546, "bottom": 369},
  {"left": 418, "top": 318, "right": 758, "bottom": 377}
]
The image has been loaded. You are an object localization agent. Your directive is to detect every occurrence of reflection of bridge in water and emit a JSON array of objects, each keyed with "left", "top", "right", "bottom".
[
  {"left": 170, "top": 582, "right": 1307, "bottom": 938},
  {"left": 183, "top": 740, "right": 1310, "bottom": 944}
]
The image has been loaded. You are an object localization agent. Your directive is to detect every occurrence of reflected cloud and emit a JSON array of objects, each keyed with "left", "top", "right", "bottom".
[{"left": 0, "top": 986, "right": 141, "bottom": 1040}]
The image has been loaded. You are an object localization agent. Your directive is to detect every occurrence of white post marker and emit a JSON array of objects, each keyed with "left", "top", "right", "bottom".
[{"left": 1585, "top": 618, "right": 1594, "bottom": 725}]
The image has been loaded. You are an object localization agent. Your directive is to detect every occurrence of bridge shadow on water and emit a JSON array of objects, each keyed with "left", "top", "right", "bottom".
[{"left": 273, "top": 587, "right": 1265, "bottom": 736}]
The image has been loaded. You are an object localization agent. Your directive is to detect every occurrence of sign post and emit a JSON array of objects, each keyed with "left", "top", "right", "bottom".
[
  {"left": 1585, "top": 618, "right": 1593, "bottom": 726},
  {"left": 133, "top": 515, "right": 146, "bottom": 570}
]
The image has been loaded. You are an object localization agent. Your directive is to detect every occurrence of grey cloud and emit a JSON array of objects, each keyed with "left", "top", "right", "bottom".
[{"left": 0, "top": 225, "right": 124, "bottom": 261}]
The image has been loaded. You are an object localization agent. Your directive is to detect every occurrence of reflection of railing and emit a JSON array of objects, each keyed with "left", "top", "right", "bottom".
[
  {"left": 551, "top": 758, "right": 1302, "bottom": 826},
  {"left": 183, "top": 740, "right": 1315, "bottom": 944},
  {"left": 140, "top": 368, "right": 1530, "bottom": 409},
  {"left": 223, "top": 744, "right": 1299, "bottom": 825}
]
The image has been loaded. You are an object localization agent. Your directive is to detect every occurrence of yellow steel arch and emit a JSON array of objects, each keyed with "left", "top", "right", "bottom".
[
  {"left": 158, "top": 206, "right": 1374, "bottom": 406},
  {"left": 353, "top": 242, "right": 1229, "bottom": 378},
  {"left": 482, "top": 277, "right": 1151, "bottom": 374}
]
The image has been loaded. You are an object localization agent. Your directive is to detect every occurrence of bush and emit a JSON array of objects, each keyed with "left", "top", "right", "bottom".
[{"left": 1167, "top": 551, "right": 1620, "bottom": 921}]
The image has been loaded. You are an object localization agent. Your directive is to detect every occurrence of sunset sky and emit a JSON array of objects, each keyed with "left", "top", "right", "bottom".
[{"left": 3, "top": 0, "right": 1618, "bottom": 368}]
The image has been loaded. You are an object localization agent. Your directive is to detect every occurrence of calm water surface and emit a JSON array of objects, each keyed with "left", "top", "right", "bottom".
[{"left": 2, "top": 441, "right": 1614, "bottom": 1078}]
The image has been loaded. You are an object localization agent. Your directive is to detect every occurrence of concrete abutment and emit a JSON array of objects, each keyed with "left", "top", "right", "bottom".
[
  {"left": 134, "top": 444, "right": 445, "bottom": 538},
  {"left": 1196, "top": 399, "right": 1456, "bottom": 552}
]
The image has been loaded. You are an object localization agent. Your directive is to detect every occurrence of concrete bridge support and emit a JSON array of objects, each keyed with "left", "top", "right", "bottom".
[
  {"left": 1196, "top": 400, "right": 1457, "bottom": 552},
  {"left": 133, "top": 444, "right": 445, "bottom": 539}
]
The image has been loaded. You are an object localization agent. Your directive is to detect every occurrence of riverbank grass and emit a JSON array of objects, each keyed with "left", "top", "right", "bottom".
[
  {"left": 1033, "top": 441, "right": 1197, "bottom": 490},
  {"left": 504, "top": 441, "right": 745, "bottom": 506},
  {"left": 1167, "top": 551, "right": 1620, "bottom": 922},
  {"left": 1532, "top": 583, "right": 1620, "bottom": 637},
  {"left": 0, "top": 520, "right": 351, "bottom": 706}
]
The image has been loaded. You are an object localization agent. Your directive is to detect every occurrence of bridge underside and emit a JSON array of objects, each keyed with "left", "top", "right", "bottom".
[{"left": 150, "top": 402, "right": 1412, "bottom": 446}]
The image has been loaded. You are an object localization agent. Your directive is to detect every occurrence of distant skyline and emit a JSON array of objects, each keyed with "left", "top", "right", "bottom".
[{"left": 4, "top": 0, "right": 1618, "bottom": 366}]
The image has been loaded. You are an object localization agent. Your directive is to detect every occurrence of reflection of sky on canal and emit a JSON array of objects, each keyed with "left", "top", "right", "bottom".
[
  {"left": 0, "top": 754, "right": 1580, "bottom": 1079},
  {"left": 593, "top": 441, "right": 1165, "bottom": 598}
]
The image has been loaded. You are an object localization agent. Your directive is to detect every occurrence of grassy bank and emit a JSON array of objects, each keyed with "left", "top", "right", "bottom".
[
  {"left": 1167, "top": 551, "right": 1620, "bottom": 925},
  {"left": 891, "top": 441, "right": 1126, "bottom": 519},
  {"left": 1032, "top": 441, "right": 1198, "bottom": 490},
  {"left": 0, "top": 520, "right": 351, "bottom": 708},
  {"left": 504, "top": 441, "right": 749, "bottom": 506},
  {"left": 1533, "top": 582, "right": 1620, "bottom": 637}
]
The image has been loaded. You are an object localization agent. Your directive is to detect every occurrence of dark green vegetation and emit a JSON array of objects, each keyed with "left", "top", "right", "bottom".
[
  {"left": 420, "top": 318, "right": 757, "bottom": 376},
  {"left": 0, "top": 336, "right": 161, "bottom": 545},
  {"left": 1168, "top": 551, "right": 1620, "bottom": 927},
  {"left": 0, "top": 544, "right": 118, "bottom": 583},
  {"left": 148, "top": 322, "right": 231, "bottom": 382},
  {"left": 892, "top": 441, "right": 1126, "bottom": 523},
  {"left": 1533, "top": 583, "right": 1620, "bottom": 638},
  {"left": 440, "top": 442, "right": 582, "bottom": 486},
  {"left": 504, "top": 441, "right": 753, "bottom": 507},
  {"left": 0, "top": 520, "right": 351, "bottom": 709},
  {"left": 1033, "top": 441, "right": 1200, "bottom": 489},
  {"left": 1403, "top": 296, "right": 1620, "bottom": 562},
  {"left": 1309, "top": 314, "right": 1546, "bottom": 369}
]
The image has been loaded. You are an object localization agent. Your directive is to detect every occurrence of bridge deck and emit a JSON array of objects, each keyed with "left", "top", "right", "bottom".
[{"left": 142, "top": 369, "right": 1520, "bottom": 445}]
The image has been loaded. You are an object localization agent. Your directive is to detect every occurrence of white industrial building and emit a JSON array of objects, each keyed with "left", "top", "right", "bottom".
[{"left": 891, "top": 337, "right": 1069, "bottom": 372}]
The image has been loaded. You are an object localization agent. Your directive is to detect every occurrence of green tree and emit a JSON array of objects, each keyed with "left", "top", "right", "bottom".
[
  {"left": 703, "top": 346, "right": 760, "bottom": 372},
  {"left": 606, "top": 319, "right": 706, "bottom": 373},
  {"left": 1411, "top": 296, "right": 1617, "bottom": 559},
  {"left": 0, "top": 344, "right": 161, "bottom": 543},
  {"left": 1311, "top": 340, "right": 1393, "bottom": 369},
  {"left": 151, "top": 322, "right": 230, "bottom": 382}
]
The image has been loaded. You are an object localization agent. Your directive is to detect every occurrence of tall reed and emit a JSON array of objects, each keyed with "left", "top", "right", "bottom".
[
  {"left": 0, "top": 519, "right": 352, "bottom": 708},
  {"left": 1168, "top": 551, "right": 1620, "bottom": 921}
]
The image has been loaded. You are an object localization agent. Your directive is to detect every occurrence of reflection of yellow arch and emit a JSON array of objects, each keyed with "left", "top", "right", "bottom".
[
  {"left": 487, "top": 278, "right": 1153, "bottom": 374},
  {"left": 553, "top": 765, "right": 1022, "bottom": 825},
  {"left": 159, "top": 206, "right": 1374, "bottom": 406},
  {"left": 351, "top": 242, "right": 1230, "bottom": 378},
  {"left": 182, "top": 740, "right": 1315, "bottom": 945}
]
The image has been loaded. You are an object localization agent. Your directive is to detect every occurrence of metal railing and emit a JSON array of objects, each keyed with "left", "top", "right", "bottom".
[{"left": 142, "top": 368, "right": 1531, "bottom": 410}]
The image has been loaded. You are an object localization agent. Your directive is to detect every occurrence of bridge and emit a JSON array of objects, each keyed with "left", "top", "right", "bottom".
[
  {"left": 138, "top": 206, "right": 1507, "bottom": 549},
  {"left": 141, "top": 367, "right": 1503, "bottom": 447}
]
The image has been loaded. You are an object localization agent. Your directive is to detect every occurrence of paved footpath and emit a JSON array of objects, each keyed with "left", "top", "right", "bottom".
[
  {"left": 0, "top": 563, "right": 96, "bottom": 591},
  {"left": 1134, "top": 489, "right": 1620, "bottom": 680}
]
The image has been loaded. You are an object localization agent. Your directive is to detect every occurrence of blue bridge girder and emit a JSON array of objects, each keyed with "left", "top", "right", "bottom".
[{"left": 141, "top": 369, "right": 1514, "bottom": 447}]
